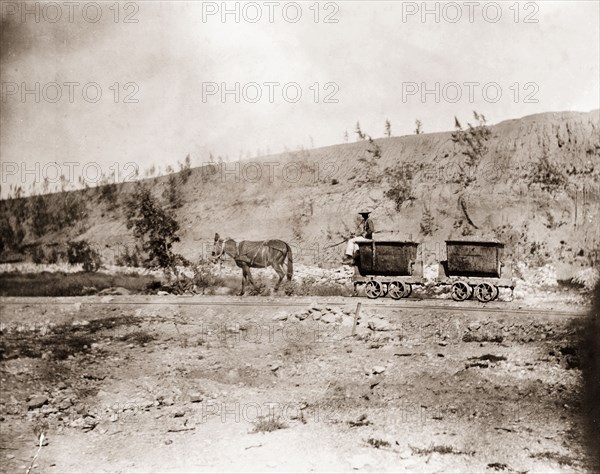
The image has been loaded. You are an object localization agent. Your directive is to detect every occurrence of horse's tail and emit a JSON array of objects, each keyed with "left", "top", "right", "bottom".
[{"left": 285, "top": 243, "right": 293, "bottom": 281}]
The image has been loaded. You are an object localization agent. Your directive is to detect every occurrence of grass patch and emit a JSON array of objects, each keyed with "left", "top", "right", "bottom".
[
  {"left": 251, "top": 415, "right": 288, "bottom": 433},
  {"left": 0, "top": 271, "right": 158, "bottom": 297},
  {"left": 121, "top": 330, "right": 155, "bottom": 345},
  {"left": 468, "top": 354, "right": 507, "bottom": 363},
  {"left": 410, "top": 444, "right": 475, "bottom": 456},
  {"left": 366, "top": 438, "right": 390, "bottom": 449},
  {"left": 529, "top": 451, "right": 575, "bottom": 466},
  {"left": 0, "top": 323, "right": 95, "bottom": 360},
  {"left": 0, "top": 315, "right": 141, "bottom": 360}
]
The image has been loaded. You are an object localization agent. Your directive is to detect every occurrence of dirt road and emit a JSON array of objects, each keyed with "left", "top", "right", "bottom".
[{"left": 0, "top": 296, "right": 591, "bottom": 473}]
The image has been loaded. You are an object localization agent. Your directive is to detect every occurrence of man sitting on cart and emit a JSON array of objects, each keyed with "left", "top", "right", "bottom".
[{"left": 343, "top": 210, "right": 374, "bottom": 265}]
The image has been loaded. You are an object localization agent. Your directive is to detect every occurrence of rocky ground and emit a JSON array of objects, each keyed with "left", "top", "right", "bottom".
[{"left": 0, "top": 295, "right": 593, "bottom": 473}]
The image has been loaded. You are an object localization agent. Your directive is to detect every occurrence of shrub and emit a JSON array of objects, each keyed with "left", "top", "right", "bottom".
[
  {"left": 31, "top": 246, "right": 45, "bottom": 264},
  {"left": 125, "top": 183, "right": 185, "bottom": 274},
  {"left": 384, "top": 165, "right": 414, "bottom": 211},
  {"left": 191, "top": 260, "right": 225, "bottom": 293},
  {"left": 67, "top": 240, "right": 102, "bottom": 272},
  {"left": 116, "top": 245, "right": 141, "bottom": 267},
  {"left": 420, "top": 205, "right": 437, "bottom": 236}
]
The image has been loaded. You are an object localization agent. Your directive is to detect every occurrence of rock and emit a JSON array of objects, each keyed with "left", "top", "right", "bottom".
[
  {"left": 57, "top": 382, "right": 68, "bottom": 390},
  {"left": 372, "top": 366, "right": 386, "bottom": 374},
  {"left": 367, "top": 319, "right": 392, "bottom": 331},
  {"left": 270, "top": 362, "right": 280, "bottom": 372},
  {"left": 157, "top": 291, "right": 170, "bottom": 296},
  {"left": 28, "top": 396, "right": 49, "bottom": 410},
  {"left": 272, "top": 312, "right": 288, "bottom": 321},
  {"left": 295, "top": 311, "right": 309, "bottom": 321},
  {"left": 188, "top": 392, "right": 203, "bottom": 403},
  {"left": 113, "top": 287, "right": 131, "bottom": 295},
  {"left": 173, "top": 410, "right": 185, "bottom": 418},
  {"left": 58, "top": 399, "right": 72, "bottom": 411}
]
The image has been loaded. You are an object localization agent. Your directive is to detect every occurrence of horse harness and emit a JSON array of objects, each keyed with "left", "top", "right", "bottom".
[{"left": 219, "top": 238, "right": 284, "bottom": 266}]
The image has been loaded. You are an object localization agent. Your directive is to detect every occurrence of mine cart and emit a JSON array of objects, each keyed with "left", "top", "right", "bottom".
[
  {"left": 351, "top": 241, "right": 425, "bottom": 299},
  {"left": 437, "top": 240, "right": 514, "bottom": 302}
]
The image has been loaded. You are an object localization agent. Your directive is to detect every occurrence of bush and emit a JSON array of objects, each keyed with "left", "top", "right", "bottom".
[
  {"left": 67, "top": 240, "right": 102, "bottom": 272},
  {"left": 191, "top": 260, "right": 225, "bottom": 293},
  {"left": 116, "top": 245, "right": 141, "bottom": 267},
  {"left": 420, "top": 205, "right": 437, "bottom": 236},
  {"left": 247, "top": 279, "right": 270, "bottom": 296},
  {"left": 126, "top": 183, "right": 184, "bottom": 273},
  {"left": 31, "top": 246, "right": 45, "bottom": 264},
  {"left": 384, "top": 163, "right": 414, "bottom": 211}
]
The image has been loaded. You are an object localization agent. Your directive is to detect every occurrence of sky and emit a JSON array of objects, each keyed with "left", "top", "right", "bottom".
[{"left": 1, "top": 0, "right": 599, "bottom": 196}]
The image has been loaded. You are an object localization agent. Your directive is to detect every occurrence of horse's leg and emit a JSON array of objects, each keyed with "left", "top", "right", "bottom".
[
  {"left": 271, "top": 262, "right": 285, "bottom": 291},
  {"left": 237, "top": 262, "right": 246, "bottom": 296},
  {"left": 246, "top": 266, "right": 257, "bottom": 287}
]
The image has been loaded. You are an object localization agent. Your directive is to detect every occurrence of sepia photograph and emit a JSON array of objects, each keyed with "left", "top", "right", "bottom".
[{"left": 0, "top": 1, "right": 599, "bottom": 472}]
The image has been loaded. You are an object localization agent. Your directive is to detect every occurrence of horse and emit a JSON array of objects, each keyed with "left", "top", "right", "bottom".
[{"left": 211, "top": 233, "right": 293, "bottom": 295}]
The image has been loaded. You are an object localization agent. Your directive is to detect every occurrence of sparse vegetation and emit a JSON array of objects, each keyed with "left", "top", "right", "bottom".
[
  {"left": 529, "top": 451, "right": 575, "bottom": 466},
  {"left": 366, "top": 438, "right": 391, "bottom": 449},
  {"left": 190, "top": 260, "right": 226, "bottom": 293},
  {"left": 451, "top": 111, "right": 491, "bottom": 187},
  {"left": 67, "top": 240, "right": 102, "bottom": 272},
  {"left": 0, "top": 271, "right": 158, "bottom": 297},
  {"left": 410, "top": 444, "right": 475, "bottom": 456},
  {"left": 251, "top": 415, "right": 288, "bottom": 433},
  {"left": 384, "top": 119, "right": 392, "bottom": 137},
  {"left": 384, "top": 163, "right": 414, "bottom": 211},
  {"left": 355, "top": 121, "right": 366, "bottom": 140},
  {"left": 415, "top": 119, "right": 423, "bottom": 135},
  {"left": 531, "top": 149, "right": 568, "bottom": 193},
  {"left": 163, "top": 174, "right": 184, "bottom": 209},
  {"left": 420, "top": 205, "right": 438, "bottom": 236}
]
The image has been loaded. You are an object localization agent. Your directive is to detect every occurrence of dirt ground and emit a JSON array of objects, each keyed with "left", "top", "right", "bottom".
[{"left": 0, "top": 295, "right": 592, "bottom": 473}]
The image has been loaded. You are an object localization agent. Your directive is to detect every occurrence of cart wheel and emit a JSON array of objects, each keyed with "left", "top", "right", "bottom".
[
  {"left": 491, "top": 285, "right": 499, "bottom": 301},
  {"left": 365, "top": 280, "right": 383, "bottom": 299},
  {"left": 403, "top": 283, "right": 412, "bottom": 298},
  {"left": 451, "top": 282, "right": 472, "bottom": 301},
  {"left": 474, "top": 283, "right": 495, "bottom": 302},
  {"left": 388, "top": 281, "right": 406, "bottom": 300}
]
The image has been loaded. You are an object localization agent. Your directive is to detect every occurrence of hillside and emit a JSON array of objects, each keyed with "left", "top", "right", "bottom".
[{"left": 2, "top": 110, "right": 599, "bottom": 276}]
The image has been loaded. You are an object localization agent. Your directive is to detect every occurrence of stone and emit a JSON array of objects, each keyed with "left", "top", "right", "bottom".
[
  {"left": 157, "top": 291, "right": 170, "bottom": 296},
  {"left": 272, "top": 312, "right": 288, "bottom": 321},
  {"left": 27, "top": 396, "right": 49, "bottom": 410},
  {"left": 372, "top": 366, "right": 386, "bottom": 374},
  {"left": 367, "top": 319, "right": 392, "bottom": 331},
  {"left": 190, "top": 393, "right": 203, "bottom": 403}
]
